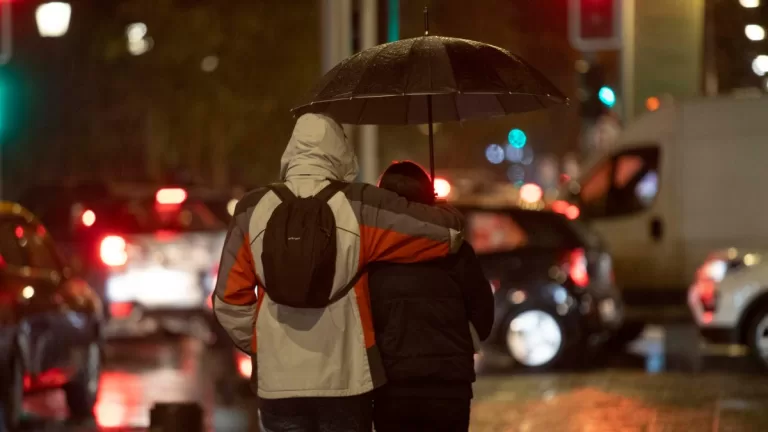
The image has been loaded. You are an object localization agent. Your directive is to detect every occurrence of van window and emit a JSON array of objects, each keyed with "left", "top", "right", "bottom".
[{"left": 580, "top": 145, "right": 660, "bottom": 218}]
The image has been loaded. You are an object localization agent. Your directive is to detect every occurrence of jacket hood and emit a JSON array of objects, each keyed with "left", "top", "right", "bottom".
[{"left": 280, "top": 114, "right": 358, "bottom": 182}]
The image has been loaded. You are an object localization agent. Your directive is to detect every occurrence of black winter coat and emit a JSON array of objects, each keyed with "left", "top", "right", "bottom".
[{"left": 368, "top": 242, "right": 494, "bottom": 399}]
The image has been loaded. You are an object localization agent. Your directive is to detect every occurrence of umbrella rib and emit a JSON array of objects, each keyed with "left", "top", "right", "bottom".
[
  {"left": 348, "top": 44, "right": 389, "bottom": 99},
  {"left": 486, "top": 46, "right": 515, "bottom": 95},
  {"left": 401, "top": 38, "right": 420, "bottom": 124},
  {"left": 495, "top": 93, "right": 506, "bottom": 116},
  {"left": 356, "top": 97, "right": 369, "bottom": 124},
  {"left": 453, "top": 92, "right": 461, "bottom": 122}
]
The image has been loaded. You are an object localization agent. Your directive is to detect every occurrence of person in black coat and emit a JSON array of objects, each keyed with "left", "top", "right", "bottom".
[{"left": 368, "top": 161, "right": 495, "bottom": 432}]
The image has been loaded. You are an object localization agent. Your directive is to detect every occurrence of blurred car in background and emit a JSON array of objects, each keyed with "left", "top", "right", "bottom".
[
  {"left": 0, "top": 202, "right": 104, "bottom": 429},
  {"left": 689, "top": 248, "right": 768, "bottom": 370},
  {"left": 18, "top": 183, "right": 232, "bottom": 344},
  {"left": 458, "top": 205, "right": 623, "bottom": 370}
]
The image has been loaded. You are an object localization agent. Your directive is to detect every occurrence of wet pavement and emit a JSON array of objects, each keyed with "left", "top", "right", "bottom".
[{"left": 16, "top": 326, "right": 768, "bottom": 431}]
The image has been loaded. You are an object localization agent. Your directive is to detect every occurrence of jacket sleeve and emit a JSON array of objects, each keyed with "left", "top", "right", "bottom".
[
  {"left": 455, "top": 242, "right": 495, "bottom": 341},
  {"left": 212, "top": 199, "right": 261, "bottom": 354},
  {"left": 349, "top": 183, "right": 465, "bottom": 266}
]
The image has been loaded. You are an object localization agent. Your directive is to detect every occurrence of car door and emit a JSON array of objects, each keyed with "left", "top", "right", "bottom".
[{"left": 17, "top": 220, "right": 88, "bottom": 374}]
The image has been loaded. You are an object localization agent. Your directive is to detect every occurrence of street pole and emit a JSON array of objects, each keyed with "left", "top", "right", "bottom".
[
  {"left": 320, "top": 0, "right": 340, "bottom": 74},
  {"left": 620, "top": 0, "right": 636, "bottom": 122},
  {"left": 359, "top": 0, "right": 378, "bottom": 184}
]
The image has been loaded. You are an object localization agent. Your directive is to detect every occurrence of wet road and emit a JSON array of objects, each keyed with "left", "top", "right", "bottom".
[{"left": 18, "top": 327, "right": 768, "bottom": 431}]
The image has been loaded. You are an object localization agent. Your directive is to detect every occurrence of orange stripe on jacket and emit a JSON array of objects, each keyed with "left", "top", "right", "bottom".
[
  {"left": 223, "top": 233, "right": 259, "bottom": 306},
  {"left": 353, "top": 272, "right": 376, "bottom": 348},
  {"left": 359, "top": 224, "right": 451, "bottom": 265}
]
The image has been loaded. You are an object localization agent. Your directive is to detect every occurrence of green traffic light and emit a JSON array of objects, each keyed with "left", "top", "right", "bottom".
[
  {"left": 508, "top": 128, "right": 527, "bottom": 149},
  {"left": 598, "top": 86, "right": 616, "bottom": 108}
]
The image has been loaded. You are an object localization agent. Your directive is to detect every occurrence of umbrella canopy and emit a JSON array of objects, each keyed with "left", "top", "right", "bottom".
[{"left": 292, "top": 35, "right": 567, "bottom": 125}]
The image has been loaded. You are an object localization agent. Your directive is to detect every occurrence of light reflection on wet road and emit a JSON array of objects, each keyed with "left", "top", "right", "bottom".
[
  {"left": 16, "top": 327, "right": 768, "bottom": 431},
  {"left": 23, "top": 336, "right": 255, "bottom": 431}
]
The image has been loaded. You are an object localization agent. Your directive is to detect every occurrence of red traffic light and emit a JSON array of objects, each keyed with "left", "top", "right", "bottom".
[
  {"left": 568, "top": 0, "right": 621, "bottom": 51},
  {"left": 580, "top": 0, "right": 614, "bottom": 39}
]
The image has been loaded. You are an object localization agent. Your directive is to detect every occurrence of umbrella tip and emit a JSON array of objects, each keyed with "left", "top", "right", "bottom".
[{"left": 423, "top": 6, "right": 429, "bottom": 36}]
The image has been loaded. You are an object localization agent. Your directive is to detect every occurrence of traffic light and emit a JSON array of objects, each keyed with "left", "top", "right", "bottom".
[
  {"left": 378, "top": 0, "right": 400, "bottom": 43},
  {"left": 568, "top": 0, "right": 621, "bottom": 52},
  {"left": 508, "top": 128, "right": 527, "bottom": 149},
  {"left": 598, "top": 86, "right": 616, "bottom": 108},
  {"left": 579, "top": 62, "right": 608, "bottom": 120}
]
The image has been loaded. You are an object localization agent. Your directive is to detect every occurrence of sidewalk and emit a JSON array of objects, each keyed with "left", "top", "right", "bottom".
[{"left": 469, "top": 371, "right": 768, "bottom": 431}]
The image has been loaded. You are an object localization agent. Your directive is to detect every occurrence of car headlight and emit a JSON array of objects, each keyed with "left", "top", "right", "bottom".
[{"left": 701, "top": 259, "right": 727, "bottom": 283}]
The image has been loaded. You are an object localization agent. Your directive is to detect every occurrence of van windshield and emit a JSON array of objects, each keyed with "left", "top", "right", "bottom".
[{"left": 572, "top": 145, "right": 661, "bottom": 219}]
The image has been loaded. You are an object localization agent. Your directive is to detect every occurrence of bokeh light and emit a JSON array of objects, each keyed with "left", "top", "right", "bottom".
[
  {"left": 434, "top": 178, "right": 452, "bottom": 198},
  {"left": 508, "top": 129, "right": 527, "bottom": 149},
  {"left": 519, "top": 183, "right": 543, "bottom": 203},
  {"left": 746, "top": 25, "right": 766, "bottom": 41},
  {"left": 752, "top": 55, "right": 768, "bottom": 76},
  {"left": 485, "top": 144, "right": 505, "bottom": 164},
  {"left": 646, "top": 96, "right": 660, "bottom": 112}
]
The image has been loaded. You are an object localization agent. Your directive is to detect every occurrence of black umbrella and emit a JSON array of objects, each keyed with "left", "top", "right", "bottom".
[{"left": 292, "top": 8, "right": 567, "bottom": 182}]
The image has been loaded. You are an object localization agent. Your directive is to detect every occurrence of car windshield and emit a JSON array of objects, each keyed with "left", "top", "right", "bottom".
[{"left": 91, "top": 197, "right": 227, "bottom": 234}]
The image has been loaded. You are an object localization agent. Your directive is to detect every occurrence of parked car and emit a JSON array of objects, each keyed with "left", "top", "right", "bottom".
[
  {"left": 0, "top": 202, "right": 105, "bottom": 429},
  {"left": 18, "top": 184, "right": 229, "bottom": 343},
  {"left": 689, "top": 248, "right": 768, "bottom": 370},
  {"left": 458, "top": 205, "right": 624, "bottom": 369}
]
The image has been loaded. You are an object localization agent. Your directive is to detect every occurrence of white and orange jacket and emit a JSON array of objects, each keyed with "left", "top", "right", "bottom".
[{"left": 212, "top": 114, "right": 464, "bottom": 399}]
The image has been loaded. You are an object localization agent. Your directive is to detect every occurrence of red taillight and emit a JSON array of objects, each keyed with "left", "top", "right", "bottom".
[
  {"left": 552, "top": 201, "right": 580, "bottom": 220},
  {"left": 156, "top": 188, "right": 187, "bottom": 205},
  {"left": 81, "top": 209, "right": 96, "bottom": 227},
  {"left": 568, "top": 248, "right": 589, "bottom": 288},
  {"left": 564, "top": 205, "right": 580, "bottom": 220},
  {"left": 552, "top": 200, "right": 569, "bottom": 213},
  {"left": 434, "top": 178, "right": 452, "bottom": 199},
  {"left": 110, "top": 302, "right": 133, "bottom": 318},
  {"left": 100, "top": 235, "right": 128, "bottom": 267}
]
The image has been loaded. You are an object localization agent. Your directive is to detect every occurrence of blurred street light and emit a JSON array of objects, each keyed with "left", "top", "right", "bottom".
[
  {"left": 646, "top": 96, "right": 661, "bottom": 112},
  {"left": 36, "top": 2, "right": 71, "bottom": 38},
  {"left": 740, "top": 0, "right": 760, "bottom": 7},
  {"left": 201, "top": 56, "right": 219, "bottom": 72},
  {"left": 746, "top": 25, "right": 766, "bottom": 41},
  {"left": 126, "top": 23, "right": 152, "bottom": 56},
  {"left": 485, "top": 144, "right": 505, "bottom": 165},
  {"left": 752, "top": 55, "right": 768, "bottom": 76}
]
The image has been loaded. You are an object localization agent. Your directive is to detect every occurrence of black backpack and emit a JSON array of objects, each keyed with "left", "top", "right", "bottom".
[{"left": 261, "top": 181, "right": 354, "bottom": 308}]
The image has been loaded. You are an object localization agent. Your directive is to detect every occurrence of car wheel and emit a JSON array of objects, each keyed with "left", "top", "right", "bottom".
[
  {"left": 504, "top": 309, "right": 566, "bottom": 370},
  {"left": 63, "top": 341, "right": 102, "bottom": 419},
  {"left": 747, "top": 305, "right": 768, "bottom": 370},
  {"left": 0, "top": 352, "right": 24, "bottom": 430}
]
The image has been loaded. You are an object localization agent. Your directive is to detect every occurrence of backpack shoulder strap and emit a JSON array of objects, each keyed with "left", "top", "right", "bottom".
[
  {"left": 328, "top": 268, "right": 365, "bottom": 304},
  {"left": 267, "top": 183, "right": 296, "bottom": 202},
  {"left": 314, "top": 180, "right": 348, "bottom": 203}
]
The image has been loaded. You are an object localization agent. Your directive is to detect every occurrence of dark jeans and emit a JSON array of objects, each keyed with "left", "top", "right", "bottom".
[
  {"left": 259, "top": 393, "right": 373, "bottom": 432},
  {"left": 373, "top": 396, "right": 470, "bottom": 432}
]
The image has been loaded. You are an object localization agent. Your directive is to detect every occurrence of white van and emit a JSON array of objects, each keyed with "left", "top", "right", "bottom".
[{"left": 562, "top": 96, "right": 768, "bottom": 329}]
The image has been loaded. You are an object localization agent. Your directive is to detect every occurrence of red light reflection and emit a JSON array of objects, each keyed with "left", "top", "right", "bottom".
[
  {"left": 95, "top": 371, "right": 141, "bottom": 428},
  {"left": 14, "top": 226, "right": 23, "bottom": 239}
]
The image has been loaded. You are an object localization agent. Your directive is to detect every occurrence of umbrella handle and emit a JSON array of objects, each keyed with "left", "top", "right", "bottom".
[
  {"left": 427, "top": 94, "right": 435, "bottom": 190},
  {"left": 423, "top": 6, "right": 429, "bottom": 36}
]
